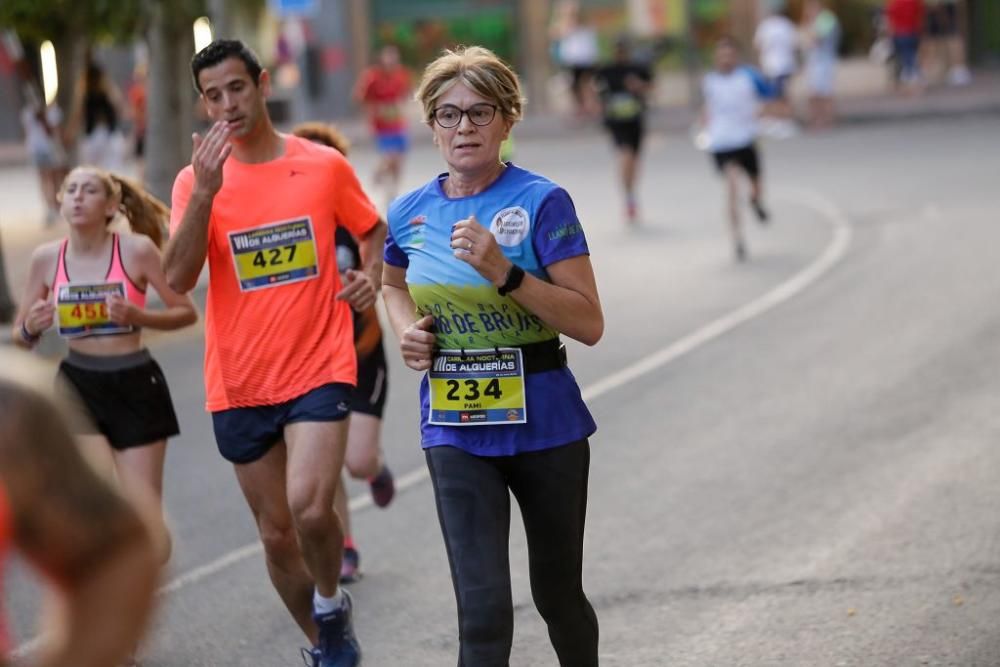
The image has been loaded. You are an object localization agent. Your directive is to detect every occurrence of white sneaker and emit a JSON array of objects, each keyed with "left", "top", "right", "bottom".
[{"left": 947, "top": 66, "right": 972, "bottom": 86}]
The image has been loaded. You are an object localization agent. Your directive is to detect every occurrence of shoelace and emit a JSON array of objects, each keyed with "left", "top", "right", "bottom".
[{"left": 300, "top": 647, "right": 319, "bottom": 667}]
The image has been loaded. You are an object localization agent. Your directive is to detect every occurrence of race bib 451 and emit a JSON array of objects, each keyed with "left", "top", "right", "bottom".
[
  {"left": 229, "top": 218, "right": 319, "bottom": 291},
  {"left": 56, "top": 281, "right": 132, "bottom": 338}
]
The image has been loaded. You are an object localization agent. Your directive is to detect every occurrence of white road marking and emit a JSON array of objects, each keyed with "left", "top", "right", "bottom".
[{"left": 12, "top": 187, "right": 852, "bottom": 659}]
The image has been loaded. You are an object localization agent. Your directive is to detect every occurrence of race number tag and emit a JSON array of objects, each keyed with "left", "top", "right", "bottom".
[
  {"left": 428, "top": 348, "right": 527, "bottom": 426},
  {"left": 606, "top": 92, "right": 641, "bottom": 121},
  {"left": 56, "top": 281, "right": 132, "bottom": 338},
  {"left": 229, "top": 218, "right": 319, "bottom": 292}
]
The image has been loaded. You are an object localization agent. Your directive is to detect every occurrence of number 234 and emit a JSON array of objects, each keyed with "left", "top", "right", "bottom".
[{"left": 445, "top": 378, "right": 502, "bottom": 401}]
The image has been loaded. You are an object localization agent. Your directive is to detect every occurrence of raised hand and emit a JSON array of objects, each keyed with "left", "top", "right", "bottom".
[{"left": 191, "top": 121, "right": 233, "bottom": 198}]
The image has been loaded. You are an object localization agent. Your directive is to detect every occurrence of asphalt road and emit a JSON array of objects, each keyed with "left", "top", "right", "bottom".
[{"left": 6, "top": 116, "right": 1000, "bottom": 666}]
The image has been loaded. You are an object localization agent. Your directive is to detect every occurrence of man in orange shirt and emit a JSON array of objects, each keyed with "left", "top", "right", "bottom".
[{"left": 164, "top": 40, "right": 385, "bottom": 667}]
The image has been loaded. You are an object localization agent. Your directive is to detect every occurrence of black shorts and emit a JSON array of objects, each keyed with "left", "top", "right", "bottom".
[
  {"left": 927, "top": 2, "right": 958, "bottom": 37},
  {"left": 605, "top": 119, "right": 644, "bottom": 152},
  {"left": 211, "top": 382, "right": 352, "bottom": 464},
  {"left": 770, "top": 74, "right": 792, "bottom": 99},
  {"left": 712, "top": 144, "right": 761, "bottom": 178},
  {"left": 351, "top": 343, "right": 388, "bottom": 418},
  {"left": 58, "top": 349, "right": 180, "bottom": 450}
]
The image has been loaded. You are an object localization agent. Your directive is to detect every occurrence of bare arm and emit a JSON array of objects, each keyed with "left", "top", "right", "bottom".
[
  {"left": 504, "top": 256, "right": 603, "bottom": 346},
  {"left": 450, "top": 217, "right": 604, "bottom": 346},
  {"left": 358, "top": 218, "right": 386, "bottom": 291},
  {"left": 382, "top": 263, "right": 435, "bottom": 371},
  {"left": 110, "top": 236, "right": 197, "bottom": 330},
  {"left": 11, "top": 245, "right": 57, "bottom": 349},
  {"left": 0, "top": 382, "right": 158, "bottom": 667},
  {"left": 162, "top": 121, "right": 232, "bottom": 293},
  {"left": 335, "top": 219, "right": 387, "bottom": 311}
]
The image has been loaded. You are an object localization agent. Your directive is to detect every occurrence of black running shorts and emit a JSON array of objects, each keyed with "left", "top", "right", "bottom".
[
  {"left": 58, "top": 348, "right": 180, "bottom": 449},
  {"left": 712, "top": 144, "right": 761, "bottom": 178}
]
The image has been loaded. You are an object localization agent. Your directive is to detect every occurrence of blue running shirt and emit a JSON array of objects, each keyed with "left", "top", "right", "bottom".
[{"left": 385, "top": 164, "right": 597, "bottom": 456}]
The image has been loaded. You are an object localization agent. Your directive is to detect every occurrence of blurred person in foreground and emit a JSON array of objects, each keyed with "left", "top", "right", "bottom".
[
  {"left": 594, "top": 35, "right": 653, "bottom": 225},
  {"left": 801, "top": 0, "right": 842, "bottom": 130},
  {"left": 290, "top": 122, "right": 397, "bottom": 585},
  {"left": 383, "top": 45, "right": 603, "bottom": 666},
  {"left": 354, "top": 44, "right": 411, "bottom": 212},
  {"left": 0, "top": 349, "right": 159, "bottom": 667},
  {"left": 700, "top": 36, "right": 773, "bottom": 262}
]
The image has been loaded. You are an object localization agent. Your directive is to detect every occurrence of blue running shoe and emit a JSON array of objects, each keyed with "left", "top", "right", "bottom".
[
  {"left": 339, "top": 546, "right": 362, "bottom": 585},
  {"left": 313, "top": 590, "right": 362, "bottom": 667}
]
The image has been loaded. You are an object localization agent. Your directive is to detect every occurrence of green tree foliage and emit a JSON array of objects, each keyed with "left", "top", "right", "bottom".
[{"left": 0, "top": 0, "right": 144, "bottom": 45}]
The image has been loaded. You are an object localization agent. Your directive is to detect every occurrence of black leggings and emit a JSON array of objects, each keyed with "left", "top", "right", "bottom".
[{"left": 425, "top": 440, "right": 599, "bottom": 667}]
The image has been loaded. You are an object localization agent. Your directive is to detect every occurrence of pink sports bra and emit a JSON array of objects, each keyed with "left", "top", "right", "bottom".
[{"left": 52, "top": 234, "right": 146, "bottom": 337}]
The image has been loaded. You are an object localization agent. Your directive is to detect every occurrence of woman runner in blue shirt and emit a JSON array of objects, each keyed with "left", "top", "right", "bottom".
[{"left": 381, "top": 46, "right": 603, "bottom": 666}]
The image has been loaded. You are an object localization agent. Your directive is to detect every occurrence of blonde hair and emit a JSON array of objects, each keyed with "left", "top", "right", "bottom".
[
  {"left": 292, "top": 122, "right": 351, "bottom": 157},
  {"left": 415, "top": 46, "right": 524, "bottom": 125},
  {"left": 58, "top": 167, "right": 169, "bottom": 248}
]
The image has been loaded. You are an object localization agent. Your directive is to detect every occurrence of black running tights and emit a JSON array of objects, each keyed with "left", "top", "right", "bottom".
[{"left": 425, "top": 439, "right": 600, "bottom": 667}]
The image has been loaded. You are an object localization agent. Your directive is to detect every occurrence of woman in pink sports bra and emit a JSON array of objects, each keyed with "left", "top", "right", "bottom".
[{"left": 11, "top": 167, "right": 195, "bottom": 618}]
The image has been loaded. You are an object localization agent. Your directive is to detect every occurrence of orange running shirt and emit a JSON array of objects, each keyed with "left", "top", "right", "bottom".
[{"left": 171, "top": 135, "right": 379, "bottom": 411}]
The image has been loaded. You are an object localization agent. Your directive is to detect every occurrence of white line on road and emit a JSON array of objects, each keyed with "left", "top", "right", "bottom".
[{"left": 12, "top": 187, "right": 852, "bottom": 659}]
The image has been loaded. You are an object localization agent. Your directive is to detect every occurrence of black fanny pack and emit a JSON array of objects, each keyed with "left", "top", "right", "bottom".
[
  {"left": 436, "top": 338, "right": 567, "bottom": 375},
  {"left": 518, "top": 338, "right": 568, "bottom": 374}
]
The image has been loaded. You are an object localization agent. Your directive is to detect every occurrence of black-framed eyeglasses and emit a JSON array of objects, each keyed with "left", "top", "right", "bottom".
[{"left": 431, "top": 103, "right": 498, "bottom": 128}]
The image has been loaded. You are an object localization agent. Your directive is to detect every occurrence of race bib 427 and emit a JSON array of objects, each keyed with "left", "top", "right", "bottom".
[{"left": 229, "top": 218, "right": 319, "bottom": 291}]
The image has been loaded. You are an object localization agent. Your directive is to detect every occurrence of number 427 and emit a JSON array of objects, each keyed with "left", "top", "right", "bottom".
[{"left": 252, "top": 245, "right": 297, "bottom": 268}]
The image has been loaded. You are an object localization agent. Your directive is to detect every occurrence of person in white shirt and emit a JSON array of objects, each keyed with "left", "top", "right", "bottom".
[
  {"left": 20, "top": 88, "right": 68, "bottom": 225},
  {"left": 753, "top": 8, "right": 798, "bottom": 120},
  {"left": 550, "top": 0, "right": 600, "bottom": 117},
  {"left": 701, "top": 37, "right": 773, "bottom": 262}
]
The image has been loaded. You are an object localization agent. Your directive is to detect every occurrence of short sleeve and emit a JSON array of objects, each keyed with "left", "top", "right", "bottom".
[
  {"left": 331, "top": 153, "right": 379, "bottom": 238},
  {"left": 169, "top": 167, "right": 195, "bottom": 236},
  {"left": 383, "top": 228, "right": 409, "bottom": 268},
  {"left": 532, "top": 188, "right": 590, "bottom": 268},
  {"left": 744, "top": 67, "right": 774, "bottom": 98}
]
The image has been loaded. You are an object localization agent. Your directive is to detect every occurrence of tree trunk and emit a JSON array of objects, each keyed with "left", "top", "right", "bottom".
[
  {"left": 0, "top": 229, "right": 16, "bottom": 324},
  {"left": 145, "top": 1, "right": 196, "bottom": 203},
  {"left": 54, "top": 30, "right": 86, "bottom": 160}
]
